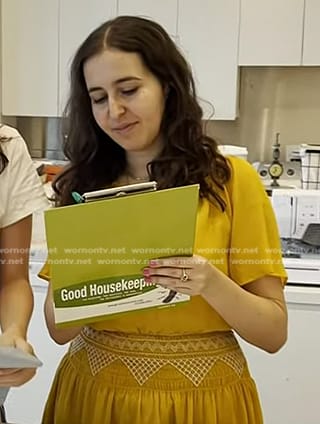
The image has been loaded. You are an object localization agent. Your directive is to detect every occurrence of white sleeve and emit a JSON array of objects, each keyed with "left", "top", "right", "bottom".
[{"left": 0, "top": 130, "right": 50, "bottom": 228}]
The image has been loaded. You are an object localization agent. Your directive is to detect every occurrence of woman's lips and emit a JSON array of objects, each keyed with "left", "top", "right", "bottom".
[{"left": 112, "top": 122, "right": 138, "bottom": 134}]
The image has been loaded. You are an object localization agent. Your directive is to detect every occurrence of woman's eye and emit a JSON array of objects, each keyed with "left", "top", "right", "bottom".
[
  {"left": 121, "top": 88, "right": 138, "bottom": 96},
  {"left": 92, "top": 96, "right": 107, "bottom": 104}
]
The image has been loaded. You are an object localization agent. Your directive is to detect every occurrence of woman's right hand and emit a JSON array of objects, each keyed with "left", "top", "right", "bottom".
[{"left": 0, "top": 331, "right": 36, "bottom": 387}]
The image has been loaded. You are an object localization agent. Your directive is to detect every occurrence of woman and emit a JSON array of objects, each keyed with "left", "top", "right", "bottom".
[
  {"left": 41, "top": 16, "right": 287, "bottom": 424},
  {"left": 0, "top": 126, "right": 48, "bottom": 386}
]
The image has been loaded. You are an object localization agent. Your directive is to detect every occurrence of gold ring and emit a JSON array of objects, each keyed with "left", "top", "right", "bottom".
[{"left": 180, "top": 268, "right": 189, "bottom": 282}]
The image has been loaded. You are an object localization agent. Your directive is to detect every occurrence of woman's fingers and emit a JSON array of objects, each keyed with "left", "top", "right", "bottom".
[{"left": 0, "top": 368, "right": 36, "bottom": 387}]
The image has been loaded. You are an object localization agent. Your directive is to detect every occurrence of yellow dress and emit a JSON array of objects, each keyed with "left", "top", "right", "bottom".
[{"left": 40, "top": 157, "right": 287, "bottom": 424}]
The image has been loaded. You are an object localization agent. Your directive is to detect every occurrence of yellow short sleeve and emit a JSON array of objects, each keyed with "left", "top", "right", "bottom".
[{"left": 225, "top": 157, "right": 287, "bottom": 286}]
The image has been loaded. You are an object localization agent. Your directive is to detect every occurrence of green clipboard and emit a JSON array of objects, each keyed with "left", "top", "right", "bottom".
[{"left": 44, "top": 183, "right": 199, "bottom": 327}]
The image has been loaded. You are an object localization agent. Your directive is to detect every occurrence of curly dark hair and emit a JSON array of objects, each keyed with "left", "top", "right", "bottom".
[{"left": 54, "top": 15, "right": 230, "bottom": 207}]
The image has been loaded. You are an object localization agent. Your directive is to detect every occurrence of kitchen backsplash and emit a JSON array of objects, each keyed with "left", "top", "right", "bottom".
[
  {"left": 206, "top": 67, "right": 320, "bottom": 162},
  {"left": 2, "top": 67, "right": 320, "bottom": 163}
]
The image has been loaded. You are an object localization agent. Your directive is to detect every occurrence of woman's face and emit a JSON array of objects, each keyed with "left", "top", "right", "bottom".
[{"left": 84, "top": 48, "right": 166, "bottom": 154}]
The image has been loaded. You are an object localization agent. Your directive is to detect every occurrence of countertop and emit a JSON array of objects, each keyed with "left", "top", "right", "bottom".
[{"left": 285, "top": 285, "right": 320, "bottom": 305}]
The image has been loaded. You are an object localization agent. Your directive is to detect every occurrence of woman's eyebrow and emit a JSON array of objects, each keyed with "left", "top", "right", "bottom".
[
  {"left": 114, "top": 76, "right": 142, "bottom": 84},
  {"left": 88, "top": 77, "right": 142, "bottom": 93}
]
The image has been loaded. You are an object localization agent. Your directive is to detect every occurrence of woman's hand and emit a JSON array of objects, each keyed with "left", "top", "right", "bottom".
[
  {"left": 0, "top": 330, "right": 36, "bottom": 387},
  {"left": 143, "top": 255, "right": 217, "bottom": 296}
]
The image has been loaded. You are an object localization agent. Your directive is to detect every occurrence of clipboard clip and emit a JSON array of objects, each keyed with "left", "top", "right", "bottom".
[{"left": 75, "top": 181, "right": 157, "bottom": 203}]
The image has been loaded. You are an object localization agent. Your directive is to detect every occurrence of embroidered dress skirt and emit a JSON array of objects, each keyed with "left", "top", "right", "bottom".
[{"left": 42, "top": 328, "right": 263, "bottom": 424}]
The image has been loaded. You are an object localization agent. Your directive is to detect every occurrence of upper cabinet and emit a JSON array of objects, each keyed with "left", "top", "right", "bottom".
[
  {"left": 117, "top": 0, "right": 239, "bottom": 119},
  {"left": 302, "top": 0, "right": 320, "bottom": 65},
  {"left": 2, "top": 0, "right": 239, "bottom": 120},
  {"left": 178, "top": 0, "right": 240, "bottom": 120},
  {"left": 3, "top": 1, "right": 320, "bottom": 118},
  {"left": 1, "top": 0, "right": 59, "bottom": 116},
  {"left": 59, "top": 0, "right": 178, "bottom": 116},
  {"left": 239, "top": 0, "right": 320, "bottom": 66},
  {"left": 59, "top": 0, "right": 118, "bottom": 114},
  {"left": 238, "top": 0, "right": 304, "bottom": 66},
  {"left": 118, "top": 0, "right": 178, "bottom": 37}
]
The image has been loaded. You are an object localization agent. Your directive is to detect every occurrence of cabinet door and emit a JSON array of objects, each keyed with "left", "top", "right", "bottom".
[
  {"left": 59, "top": 0, "right": 118, "bottom": 115},
  {"left": 239, "top": 0, "right": 305, "bottom": 65},
  {"left": 239, "top": 288, "right": 320, "bottom": 424},
  {"left": 118, "top": 0, "right": 178, "bottom": 37},
  {"left": 178, "top": 0, "right": 240, "bottom": 120},
  {"left": 1, "top": 0, "right": 59, "bottom": 116},
  {"left": 302, "top": 0, "right": 320, "bottom": 65}
]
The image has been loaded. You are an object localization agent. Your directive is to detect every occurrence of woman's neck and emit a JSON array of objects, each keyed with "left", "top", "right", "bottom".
[
  {"left": 125, "top": 138, "right": 163, "bottom": 181},
  {"left": 125, "top": 154, "right": 150, "bottom": 181}
]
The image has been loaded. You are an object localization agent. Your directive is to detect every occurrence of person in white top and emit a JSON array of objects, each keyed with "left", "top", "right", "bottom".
[{"left": 0, "top": 124, "right": 49, "bottom": 388}]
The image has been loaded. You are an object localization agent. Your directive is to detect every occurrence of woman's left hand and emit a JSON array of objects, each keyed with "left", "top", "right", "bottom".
[{"left": 143, "top": 255, "right": 216, "bottom": 296}]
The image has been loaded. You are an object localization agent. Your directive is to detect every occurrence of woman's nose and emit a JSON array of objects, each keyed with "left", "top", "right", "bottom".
[{"left": 108, "top": 97, "right": 125, "bottom": 118}]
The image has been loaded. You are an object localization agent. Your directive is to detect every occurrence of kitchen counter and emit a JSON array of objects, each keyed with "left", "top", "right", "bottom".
[
  {"left": 283, "top": 256, "right": 320, "bottom": 286},
  {"left": 285, "top": 285, "right": 320, "bottom": 305}
]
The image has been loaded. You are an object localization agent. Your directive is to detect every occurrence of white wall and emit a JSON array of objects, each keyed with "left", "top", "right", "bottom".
[{"left": 206, "top": 67, "right": 320, "bottom": 162}]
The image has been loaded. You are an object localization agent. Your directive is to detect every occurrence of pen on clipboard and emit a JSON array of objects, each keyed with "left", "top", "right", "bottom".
[{"left": 71, "top": 191, "right": 84, "bottom": 204}]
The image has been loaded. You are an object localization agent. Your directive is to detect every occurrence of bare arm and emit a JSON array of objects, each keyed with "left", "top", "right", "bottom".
[
  {"left": 147, "top": 256, "right": 287, "bottom": 354},
  {"left": 0, "top": 216, "right": 34, "bottom": 337},
  {"left": 44, "top": 281, "right": 82, "bottom": 344},
  {"left": 0, "top": 215, "right": 38, "bottom": 386},
  {"left": 201, "top": 269, "right": 287, "bottom": 353}
]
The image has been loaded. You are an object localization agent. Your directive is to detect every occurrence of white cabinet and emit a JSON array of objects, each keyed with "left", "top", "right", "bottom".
[
  {"left": 239, "top": 0, "right": 320, "bottom": 66},
  {"left": 302, "top": 0, "right": 320, "bottom": 65},
  {"left": 239, "top": 0, "right": 305, "bottom": 66},
  {"left": 59, "top": 0, "right": 118, "bottom": 114},
  {"left": 118, "top": 0, "right": 178, "bottom": 37},
  {"left": 1, "top": 0, "right": 118, "bottom": 117},
  {"left": 1, "top": 0, "right": 59, "bottom": 116},
  {"left": 2, "top": 1, "right": 239, "bottom": 120},
  {"left": 59, "top": 0, "right": 177, "bottom": 114},
  {"left": 119, "top": 0, "right": 240, "bottom": 119},
  {"left": 239, "top": 286, "right": 320, "bottom": 424},
  {"left": 178, "top": 0, "right": 240, "bottom": 120}
]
